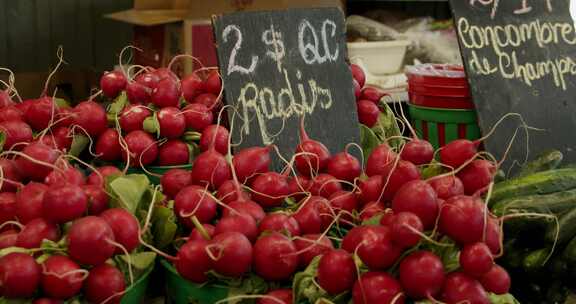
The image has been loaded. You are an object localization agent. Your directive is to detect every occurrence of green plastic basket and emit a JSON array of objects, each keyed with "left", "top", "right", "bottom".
[
  {"left": 122, "top": 164, "right": 193, "bottom": 184},
  {"left": 408, "top": 104, "right": 481, "bottom": 150},
  {"left": 161, "top": 259, "right": 228, "bottom": 304},
  {"left": 120, "top": 262, "right": 154, "bottom": 304}
]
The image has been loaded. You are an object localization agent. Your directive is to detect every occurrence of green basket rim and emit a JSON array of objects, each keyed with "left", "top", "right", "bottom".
[
  {"left": 408, "top": 104, "right": 478, "bottom": 124},
  {"left": 126, "top": 260, "right": 155, "bottom": 291}
]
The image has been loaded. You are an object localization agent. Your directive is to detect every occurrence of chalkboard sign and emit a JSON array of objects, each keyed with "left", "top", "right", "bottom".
[
  {"left": 450, "top": 0, "right": 576, "bottom": 168},
  {"left": 212, "top": 8, "right": 360, "bottom": 167}
]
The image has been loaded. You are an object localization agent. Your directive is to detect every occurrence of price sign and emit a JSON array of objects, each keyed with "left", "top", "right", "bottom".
[{"left": 212, "top": 8, "right": 360, "bottom": 167}]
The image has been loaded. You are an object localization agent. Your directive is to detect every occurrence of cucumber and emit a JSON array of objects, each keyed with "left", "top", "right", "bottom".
[
  {"left": 523, "top": 247, "right": 550, "bottom": 271},
  {"left": 545, "top": 207, "right": 576, "bottom": 245},
  {"left": 491, "top": 188, "right": 576, "bottom": 217},
  {"left": 516, "top": 150, "right": 563, "bottom": 178},
  {"left": 562, "top": 235, "right": 576, "bottom": 265}
]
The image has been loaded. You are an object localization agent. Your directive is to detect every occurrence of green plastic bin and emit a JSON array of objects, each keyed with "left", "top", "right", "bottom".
[
  {"left": 120, "top": 262, "right": 154, "bottom": 304},
  {"left": 161, "top": 259, "right": 228, "bottom": 304},
  {"left": 408, "top": 104, "right": 481, "bottom": 150}
]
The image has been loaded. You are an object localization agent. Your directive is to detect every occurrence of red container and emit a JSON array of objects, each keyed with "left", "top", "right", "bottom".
[
  {"left": 408, "top": 92, "right": 475, "bottom": 109},
  {"left": 406, "top": 64, "right": 468, "bottom": 87}
]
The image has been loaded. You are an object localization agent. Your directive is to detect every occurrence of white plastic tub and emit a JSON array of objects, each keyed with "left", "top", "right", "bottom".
[{"left": 347, "top": 40, "right": 411, "bottom": 75}]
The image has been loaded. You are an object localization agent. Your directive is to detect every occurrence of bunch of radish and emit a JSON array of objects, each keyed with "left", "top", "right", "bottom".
[{"left": 350, "top": 64, "right": 391, "bottom": 128}]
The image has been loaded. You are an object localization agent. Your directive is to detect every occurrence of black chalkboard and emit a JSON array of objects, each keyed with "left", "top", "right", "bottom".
[
  {"left": 450, "top": 0, "right": 576, "bottom": 169},
  {"left": 212, "top": 8, "right": 360, "bottom": 168}
]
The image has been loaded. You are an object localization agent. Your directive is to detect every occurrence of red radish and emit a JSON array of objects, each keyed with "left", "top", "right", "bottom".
[
  {"left": 0, "top": 120, "right": 33, "bottom": 150},
  {"left": 135, "top": 71, "right": 160, "bottom": 89},
  {"left": 0, "top": 105, "right": 24, "bottom": 122},
  {"left": 16, "top": 99, "right": 34, "bottom": 116},
  {"left": 209, "top": 232, "right": 253, "bottom": 277},
  {"left": 0, "top": 90, "right": 13, "bottom": 108},
  {"left": 350, "top": 64, "right": 366, "bottom": 88},
  {"left": 175, "top": 239, "right": 213, "bottom": 283},
  {"left": 100, "top": 70, "right": 127, "bottom": 98},
  {"left": 366, "top": 144, "right": 398, "bottom": 177},
  {"left": 199, "top": 124, "right": 229, "bottom": 154},
  {"left": 85, "top": 264, "right": 125, "bottom": 304},
  {"left": 214, "top": 213, "right": 258, "bottom": 242},
  {"left": 154, "top": 67, "right": 179, "bottom": 82},
  {"left": 309, "top": 174, "right": 342, "bottom": 198},
  {"left": 399, "top": 251, "right": 445, "bottom": 299},
  {"left": 342, "top": 225, "right": 401, "bottom": 270},
  {"left": 460, "top": 242, "right": 494, "bottom": 276},
  {"left": 87, "top": 166, "right": 121, "bottom": 186},
  {"left": 189, "top": 224, "right": 215, "bottom": 242},
  {"left": 43, "top": 184, "right": 88, "bottom": 223},
  {"left": 191, "top": 148, "right": 231, "bottom": 189},
  {"left": 400, "top": 139, "right": 434, "bottom": 165},
  {"left": 442, "top": 272, "right": 489, "bottom": 304},
  {"left": 0, "top": 252, "right": 41, "bottom": 298},
  {"left": 382, "top": 160, "right": 422, "bottom": 201},
  {"left": 181, "top": 73, "right": 204, "bottom": 102},
  {"left": 72, "top": 101, "right": 108, "bottom": 137},
  {"left": 33, "top": 299, "right": 63, "bottom": 304},
  {"left": 126, "top": 81, "right": 151, "bottom": 104},
  {"left": 182, "top": 103, "right": 213, "bottom": 131},
  {"left": 55, "top": 107, "right": 74, "bottom": 128},
  {"left": 457, "top": 160, "right": 496, "bottom": 195},
  {"left": 157, "top": 107, "right": 186, "bottom": 139},
  {"left": 25, "top": 97, "right": 57, "bottom": 131},
  {"left": 194, "top": 93, "right": 219, "bottom": 109},
  {"left": 428, "top": 175, "right": 465, "bottom": 200},
  {"left": 287, "top": 175, "right": 312, "bottom": 201},
  {"left": 380, "top": 209, "right": 396, "bottom": 227},
  {"left": 158, "top": 139, "right": 190, "bottom": 166},
  {"left": 16, "top": 182, "right": 49, "bottom": 223},
  {"left": 204, "top": 70, "right": 222, "bottom": 95},
  {"left": 440, "top": 139, "right": 478, "bottom": 169},
  {"left": 253, "top": 233, "right": 299, "bottom": 281},
  {"left": 293, "top": 196, "right": 325, "bottom": 234},
  {"left": 353, "top": 79, "right": 361, "bottom": 99},
  {"left": 151, "top": 78, "right": 181, "bottom": 108},
  {"left": 353, "top": 272, "right": 405, "bottom": 304},
  {"left": 16, "top": 141, "right": 61, "bottom": 181},
  {"left": 0, "top": 230, "right": 17, "bottom": 249},
  {"left": 174, "top": 185, "right": 217, "bottom": 227},
  {"left": 119, "top": 105, "right": 151, "bottom": 133},
  {"left": 217, "top": 180, "right": 250, "bottom": 204},
  {"left": 16, "top": 218, "right": 59, "bottom": 249},
  {"left": 317, "top": 249, "right": 357, "bottom": 295},
  {"left": 122, "top": 130, "right": 159, "bottom": 167},
  {"left": 326, "top": 151, "right": 361, "bottom": 183},
  {"left": 294, "top": 121, "right": 331, "bottom": 177},
  {"left": 224, "top": 200, "right": 266, "bottom": 223},
  {"left": 52, "top": 126, "right": 73, "bottom": 151},
  {"left": 44, "top": 166, "right": 84, "bottom": 188},
  {"left": 480, "top": 264, "right": 510, "bottom": 295},
  {"left": 485, "top": 216, "right": 502, "bottom": 255},
  {"left": 258, "top": 213, "right": 301, "bottom": 236},
  {"left": 359, "top": 201, "right": 386, "bottom": 221},
  {"left": 233, "top": 146, "right": 271, "bottom": 183},
  {"left": 96, "top": 129, "right": 122, "bottom": 161},
  {"left": 293, "top": 234, "right": 333, "bottom": 267},
  {"left": 391, "top": 212, "right": 424, "bottom": 248},
  {"left": 358, "top": 175, "right": 384, "bottom": 206},
  {"left": 360, "top": 87, "right": 386, "bottom": 103},
  {"left": 83, "top": 185, "right": 109, "bottom": 215},
  {"left": 67, "top": 216, "right": 116, "bottom": 266},
  {"left": 439, "top": 195, "right": 486, "bottom": 244},
  {"left": 257, "top": 289, "right": 292, "bottom": 304},
  {"left": 0, "top": 192, "right": 17, "bottom": 224},
  {"left": 0, "top": 158, "right": 21, "bottom": 192},
  {"left": 328, "top": 191, "right": 358, "bottom": 222},
  {"left": 392, "top": 180, "right": 438, "bottom": 229},
  {"left": 100, "top": 208, "right": 140, "bottom": 253},
  {"left": 251, "top": 172, "right": 290, "bottom": 208},
  {"left": 161, "top": 169, "right": 192, "bottom": 198},
  {"left": 41, "top": 255, "right": 84, "bottom": 299},
  {"left": 357, "top": 99, "right": 380, "bottom": 128}
]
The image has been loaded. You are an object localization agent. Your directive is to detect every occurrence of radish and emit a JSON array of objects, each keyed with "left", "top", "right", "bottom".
[
  {"left": 161, "top": 168, "right": 192, "bottom": 198},
  {"left": 352, "top": 272, "right": 405, "bottom": 304},
  {"left": 176, "top": 239, "right": 213, "bottom": 283},
  {"left": 287, "top": 175, "right": 312, "bottom": 201},
  {"left": 294, "top": 121, "right": 331, "bottom": 177},
  {"left": 440, "top": 139, "right": 479, "bottom": 169},
  {"left": 100, "top": 208, "right": 140, "bottom": 253},
  {"left": 96, "top": 129, "right": 122, "bottom": 161},
  {"left": 182, "top": 103, "right": 213, "bottom": 131},
  {"left": 126, "top": 81, "right": 151, "bottom": 104},
  {"left": 0, "top": 90, "right": 13, "bottom": 108},
  {"left": 390, "top": 212, "right": 424, "bottom": 248},
  {"left": 360, "top": 87, "right": 386, "bottom": 103},
  {"left": 16, "top": 141, "right": 61, "bottom": 181},
  {"left": 199, "top": 124, "right": 229, "bottom": 154},
  {"left": 359, "top": 201, "right": 386, "bottom": 221},
  {"left": 41, "top": 255, "right": 84, "bottom": 299},
  {"left": 87, "top": 166, "right": 121, "bottom": 186},
  {"left": 358, "top": 175, "right": 384, "bottom": 206},
  {"left": 480, "top": 264, "right": 510, "bottom": 295},
  {"left": 45, "top": 165, "right": 84, "bottom": 188},
  {"left": 39, "top": 134, "right": 59, "bottom": 150},
  {"left": 85, "top": 264, "right": 125, "bottom": 304},
  {"left": 214, "top": 213, "right": 258, "bottom": 242},
  {"left": 119, "top": 105, "right": 151, "bottom": 133},
  {"left": 251, "top": 172, "right": 290, "bottom": 208},
  {"left": 366, "top": 144, "right": 397, "bottom": 177},
  {"left": 258, "top": 213, "right": 301, "bottom": 236},
  {"left": 233, "top": 146, "right": 271, "bottom": 184},
  {"left": 485, "top": 216, "right": 502, "bottom": 255},
  {"left": 158, "top": 139, "right": 190, "bottom": 166},
  {"left": 293, "top": 196, "right": 326, "bottom": 234},
  {"left": 380, "top": 209, "right": 396, "bottom": 227},
  {"left": 317, "top": 249, "right": 357, "bottom": 295},
  {"left": 72, "top": 101, "right": 108, "bottom": 137},
  {"left": 309, "top": 174, "right": 342, "bottom": 198},
  {"left": 52, "top": 126, "right": 73, "bottom": 151},
  {"left": 204, "top": 70, "right": 222, "bottom": 95},
  {"left": 0, "top": 105, "right": 24, "bottom": 122},
  {"left": 191, "top": 147, "right": 231, "bottom": 190},
  {"left": 43, "top": 184, "right": 88, "bottom": 223},
  {"left": 33, "top": 299, "right": 63, "bottom": 304},
  {"left": 25, "top": 97, "right": 57, "bottom": 131},
  {"left": 158, "top": 107, "right": 186, "bottom": 139},
  {"left": 209, "top": 232, "right": 253, "bottom": 277},
  {"left": 0, "top": 230, "right": 17, "bottom": 249},
  {"left": 16, "top": 99, "right": 34, "bottom": 116},
  {"left": 194, "top": 93, "right": 219, "bottom": 109},
  {"left": 223, "top": 200, "right": 266, "bottom": 223},
  {"left": 181, "top": 73, "right": 204, "bottom": 102},
  {"left": 353, "top": 79, "right": 361, "bottom": 99},
  {"left": 0, "top": 252, "right": 41, "bottom": 298},
  {"left": 342, "top": 225, "right": 400, "bottom": 270},
  {"left": 16, "top": 218, "right": 59, "bottom": 249},
  {"left": 217, "top": 180, "right": 250, "bottom": 204},
  {"left": 442, "top": 272, "right": 489, "bottom": 304},
  {"left": 100, "top": 70, "right": 127, "bottom": 98},
  {"left": 293, "top": 234, "right": 333, "bottom": 267},
  {"left": 189, "top": 224, "right": 215, "bottom": 242},
  {"left": 457, "top": 159, "right": 496, "bottom": 195},
  {"left": 151, "top": 77, "right": 181, "bottom": 108},
  {"left": 16, "top": 182, "right": 49, "bottom": 223},
  {"left": 399, "top": 250, "right": 445, "bottom": 299},
  {"left": 174, "top": 185, "right": 217, "bottom": 227},
  {"left": 0, "top": 120, "right": 33, "bottom": 150},
  {"left": 460, "top": 242, "right": 494, "bottom": 276},
  {"left": 122, "top": 130, "right": 159, "bottom": 167},
  {"left": 381, "top": 160, "right": 422, "bottom": 201},
  {"left": 67, "top": 216, "right": 116, "bottom": 265},
  {"left": 257, "top": 289, "right": 292, "bottom": 304},
  {"left": 326, "top": 151, "right": 361, "bottom": 183},
  {"left": 438, "top": 195, "right": 486, "bottom": 244},
  {"left": 428, "top": 175, "right": 464, "bottom": 200},
  {"left": 350, "top": 64, "right": 366, "bottom": 88},
  {"left": 357, "top": 100, "right": 380, "bottom": 128},
  {"left": 0, "top": 158, "right": 21, "bottom": 192},
  {"left": 153, "top": 67, "right": 179, "bottom": 82},
  {"left": 55, "top": 107, "right": 73, "bottom": 128},
  {"left": 391, "top": 180, "right": 438, "bottom": 229},
  {"left": 83, "top": 185, "right": 109, "bottom": 215},
  {"left": 0, "top": 192, "right": 17, "bottom": 224},
  {"left": 253, "top": 233, "right": 299, "bottom": 281},
  {"left": 135, "top": 71, "right": 160, "bottom": 89},
  {"left": 400, "top": 139, "right": 434, "bottom": 165}
]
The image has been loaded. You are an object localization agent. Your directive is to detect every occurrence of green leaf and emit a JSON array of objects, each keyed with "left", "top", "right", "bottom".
[
  {"left": 183, "top": 131, "right": 202, "bottom": 142},
  {"left": 420, "top": 162, "right": 445, "bottom": 179},
  {"left": 0, "top": 298, "right": 33, "bottom": 304},
  {"left": 152, "top": 205, "right": 178, "bottom": 249},
  {"left": 294, "top": 256, "right": 327, "bottom": 303},
  {"left": 488, "top": 293, "right": 521, "bottom": 304},
  {"left": 120, "top": 251, "right": 157, "bottom": 270},
  {"left": 54, "top": 97, "right": 70, "bottom": 108},
  {"left": 373, "top": 101, "right": 403, "bottom": 150},
  {"left": 0, "top": 131, "right": 5, "bottom": 152},
  {"left": 143, "top": 114, "right": 160, "bottom": 137},
  {"left": 0, "top": 247, "right": 31, "bottom": 258},
  {"left": 108, "top": 91, "right": 128, "bottom": 116},
  {"left": 109, "top": 174, "right": 151, "bottom": 213},
  {"left": 360, "top": 125, "right": 380, "bottom": 165},
  {"left": 361, "top": 213, "right": 383, "bottom": 226},
  {"left": 69, "top": 135, "right": 89, "bottom": 157}
]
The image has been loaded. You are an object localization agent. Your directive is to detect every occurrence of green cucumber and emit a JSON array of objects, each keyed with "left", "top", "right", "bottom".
[
  {"left": 545, "top": 207, "right": 576, "bottom": 245},
  {"left": 491, "top": 188, "right": 576, "bottom": 217},
  {"left": 523, "top": 247, "right": 550, "bottom": 271},
  {"left": 562, "top": 235, "right": 576, "bottom": 265},
  {"left": 516, "top": 150, "right": 563, "bottom": 178}
]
